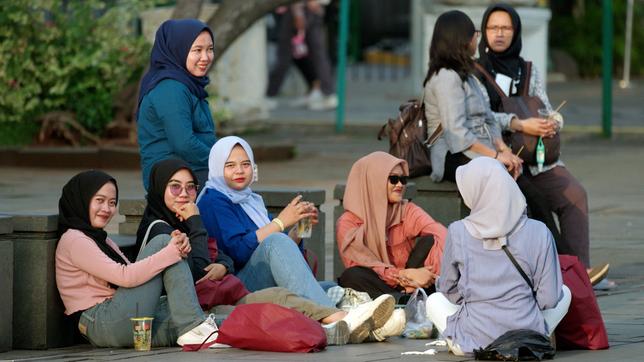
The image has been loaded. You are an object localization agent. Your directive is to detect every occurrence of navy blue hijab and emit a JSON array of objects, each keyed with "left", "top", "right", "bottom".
[{"left": 138, "top": 19, "right": 214, "bottom": 105}]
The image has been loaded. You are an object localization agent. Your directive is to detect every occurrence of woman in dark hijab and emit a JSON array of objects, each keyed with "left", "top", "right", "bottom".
[
  {"left": 55, "top": 170, "right": 220, "bottom": 348},
  {"left": 136, "top": 158, "right": 234, "bottom": 289},
  {"left": 137, "top": 19, "right": 217, "bottom": 191},
  {"left": 475, "top": 4, "right": 609, "bottom": 286}
]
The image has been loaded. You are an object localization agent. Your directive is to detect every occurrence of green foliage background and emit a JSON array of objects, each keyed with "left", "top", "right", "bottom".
[
  {"left": 551, "top": 1, "right": 644, "bottom": 77},
  {"left": 0, "top": 0, "right": 150, "bottom": 144}
]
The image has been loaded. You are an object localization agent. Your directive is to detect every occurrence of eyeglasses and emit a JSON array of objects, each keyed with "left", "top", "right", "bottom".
[
  {"left": 168, "top": 182, "right": 198, "bottom": 196},
  {"left": 486, "top": 25, "right": 513, "bottom": 34},
  {"left": 474, "top": 30, "right": 481, "bottom": 37},
  {"left": 388, "top": 175, "right": 409, "bottom": 185}
]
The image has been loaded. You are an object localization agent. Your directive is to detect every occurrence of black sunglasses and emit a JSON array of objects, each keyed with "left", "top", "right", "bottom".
[{"left": 388, "top": 175, "right": 409, "bottom": 185}]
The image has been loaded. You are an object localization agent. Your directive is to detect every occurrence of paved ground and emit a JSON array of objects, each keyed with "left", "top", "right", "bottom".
[{"left": 1, "top": 76, "right": 643, "bottom": 361}]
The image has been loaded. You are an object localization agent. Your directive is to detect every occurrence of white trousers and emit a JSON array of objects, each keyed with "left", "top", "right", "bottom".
[{"left": 426, "top": 285, "right": 572, "bottom": 355}]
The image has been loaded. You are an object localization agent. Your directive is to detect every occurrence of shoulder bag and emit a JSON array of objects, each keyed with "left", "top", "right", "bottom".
[{"left": 475, "top": 62, "right": 560, "bottom": 166}]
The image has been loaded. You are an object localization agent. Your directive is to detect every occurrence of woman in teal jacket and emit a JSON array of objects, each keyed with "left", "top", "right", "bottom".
[{"left": 137, "top": 19, "right": 217, "bottom": 190}]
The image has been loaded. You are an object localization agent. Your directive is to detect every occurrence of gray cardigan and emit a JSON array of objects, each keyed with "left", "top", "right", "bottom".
[{"left": 423, "top": 68, "right": 508, "bottom": 182}]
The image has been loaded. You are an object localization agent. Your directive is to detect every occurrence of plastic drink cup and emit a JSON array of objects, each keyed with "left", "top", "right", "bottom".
[
  {"left": 537, "top": 108, "right": 551, "bottom": 120},
  {"left": 131, "top": 317, "right": 153, "bottom": 351},
  {"left": 297, "top": 216, "right": 312, "bottom": 238}
]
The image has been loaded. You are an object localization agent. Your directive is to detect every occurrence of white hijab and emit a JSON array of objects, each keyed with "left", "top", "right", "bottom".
[
  {"left": 455, "top": 157, "right": 527, "bottom": 250},
  {"left": 196, "top": 136, "right": 271, "bottom": 228}
]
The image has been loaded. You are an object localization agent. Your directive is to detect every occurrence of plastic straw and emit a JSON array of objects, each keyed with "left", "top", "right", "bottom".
[
  {"left": 516, "top": 145, "right": 525, "bottom": 157},
  {"left": 554, "top": 100, "right": 567, "bottom": 113}
]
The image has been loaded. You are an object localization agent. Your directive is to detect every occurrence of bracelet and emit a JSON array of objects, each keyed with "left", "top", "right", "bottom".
[
  {"left": 494, "top": 151, "right": 499, "bottom": 159},
  {"left": 271, "top": 218, "right": 285, "bottom": 232}
]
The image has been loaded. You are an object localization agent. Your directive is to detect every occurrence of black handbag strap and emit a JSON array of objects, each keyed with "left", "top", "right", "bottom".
[{"left": 501, "top": 245, "right": 537, "bottom": 299}]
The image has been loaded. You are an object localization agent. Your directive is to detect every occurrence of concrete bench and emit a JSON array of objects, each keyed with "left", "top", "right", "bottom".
[
  {"left": 409, "top": 176, "right": 469, "bottom": 226},
  {"left": 0, "top": 215, "right": 13, "bottom": 352},
  {"left": 332, "top": 178, "right": 467, "bottom": 280},
  {"left": 3, "top": 213, "right": 76, "bottom": 350},
  {"left": 118, "top": 186, "right": 327, "bottom": 280}
]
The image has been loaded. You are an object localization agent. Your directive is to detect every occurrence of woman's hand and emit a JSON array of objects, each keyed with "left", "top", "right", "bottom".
[
  {"left": 277, "top": 195, "right": 317, "bottom": 229},
  {"left": 307, "top": 202, "right": 319, "bottom": 225},
  {"left": 171, "top": 230, "right": 191, "bottom": 258},
  {"left": 496, "top": 149, "right": 523, "bottom": 179},
  {"left": 195, "top": 263, "right": 227, "bottom": 284},
  {"left": 518, "top": 117, "right": 557, "bottom": 138},
  {"left": 173, "top": 201, "right": 199, "bottom": 222},
  {"left": 399, "top": 268, "right": 436, "bottom": 290}
]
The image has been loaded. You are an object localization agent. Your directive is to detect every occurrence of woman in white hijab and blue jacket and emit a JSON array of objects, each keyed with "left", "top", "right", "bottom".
[
  {"left": 196, "top": 136, "right": 335, "bottom": 308},
  {"left": 426, "top": 157, "right": 571, "bottom": 356}
]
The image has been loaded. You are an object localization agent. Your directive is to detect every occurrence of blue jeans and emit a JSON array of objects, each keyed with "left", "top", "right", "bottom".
[
  {"left": 237, "top": 233, "right": 334, "bottom": 307},
  {"left": 79, "top": 234, "right": 205, "bottom": 347}
]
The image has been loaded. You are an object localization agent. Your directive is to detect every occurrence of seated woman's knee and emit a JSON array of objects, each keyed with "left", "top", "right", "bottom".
[
  {"left": 261, "top": 232, "right": 295, "bottom": 251},
  {"left": 137, "top": 234, "right": 172, "bottom": 261}
]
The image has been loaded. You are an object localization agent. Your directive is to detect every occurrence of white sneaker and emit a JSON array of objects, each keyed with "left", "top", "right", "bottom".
[
  {"left": 342, "top": 294, "right": 395, "bottom": 343},
  {"left": 290, "top": 89, "right": 323, "bottom": 108},
  {"left": 322, "top": 320, "right": 350, "bottom": 345},
  {"left": 367, "top": 308, "right": 406, "bottom": 342},
  {"left": 177, "top": 314, "right": 219, "bottom": 347},
  {"left": 265, "top": 97, "right": 279, "bottom": 110},
  {"left": 308, "top": 93, "right": 338, "bottom": 111}
]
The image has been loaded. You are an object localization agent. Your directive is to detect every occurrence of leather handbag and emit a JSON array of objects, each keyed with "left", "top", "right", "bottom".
[
  {"left": 475, "top": 62, "right": 560, "bottom": 166},
  {"left": 378, "top": 95, "right": 443, "bottom": 177}
]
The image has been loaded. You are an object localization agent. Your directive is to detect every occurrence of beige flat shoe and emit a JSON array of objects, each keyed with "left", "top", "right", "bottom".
[{"left": 587, "top": 263, "right": 610, "bottom": 286}]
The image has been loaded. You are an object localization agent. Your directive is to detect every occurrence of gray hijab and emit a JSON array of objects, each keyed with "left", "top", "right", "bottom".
[{"left": 455, "top": 157, "right": 527, "bottom": 250}]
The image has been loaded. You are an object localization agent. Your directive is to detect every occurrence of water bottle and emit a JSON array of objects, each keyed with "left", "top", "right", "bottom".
[{"left": 536, "top": 137, "right": 545, "bottom": 172}]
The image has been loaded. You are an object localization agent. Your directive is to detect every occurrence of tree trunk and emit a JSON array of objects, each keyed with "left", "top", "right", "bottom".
[
  {"left": 207, "top": 0, "right": 301, "bottom": 64},
  {"left": 171, "top": 0, "right": 205, "bottom": 19}
]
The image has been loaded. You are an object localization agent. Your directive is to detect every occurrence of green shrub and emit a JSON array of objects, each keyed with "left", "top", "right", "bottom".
[
  {"left": 551, "top": 1, "right": 644, "bottom": 77},
  {"left": 0, "top": 0, "right": 150, "bottom": 142}
]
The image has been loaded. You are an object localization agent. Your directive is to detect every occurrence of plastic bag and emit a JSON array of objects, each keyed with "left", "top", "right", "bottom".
[
  {"left": 402, "top": 288, "right": 433, "bottom": 338},
  {"left": 474, "top": 329, "right": 555, "bottom": 361}
]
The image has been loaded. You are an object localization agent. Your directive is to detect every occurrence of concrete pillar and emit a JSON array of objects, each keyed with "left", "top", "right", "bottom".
[
  {"left": 9, "top": 213, "right": 75, "bottom": 349},
  {"left": 0, "top": 215, "right": 13, "bottom": 352}
]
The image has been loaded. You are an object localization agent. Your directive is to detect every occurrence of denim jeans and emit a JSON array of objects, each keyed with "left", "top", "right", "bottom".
[
  {"left": 236, "top": 233, "right": 334, "bottom": 307},
  {"left": 79, "top": 234, "right": 205, "bottom": 347}
]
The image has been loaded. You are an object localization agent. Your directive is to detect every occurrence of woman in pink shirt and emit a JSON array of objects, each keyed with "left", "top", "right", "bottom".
[
  {"left": 337, "top": 152, "right": 447, "bottom": 302},
  {"left": 55, "top": 170, "right": 219, "bottom": 348}
]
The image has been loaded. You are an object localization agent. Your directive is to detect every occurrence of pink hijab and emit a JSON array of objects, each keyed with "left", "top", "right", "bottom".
[{"left": 341, "top": 151, "right": 409, "bottom": 267}]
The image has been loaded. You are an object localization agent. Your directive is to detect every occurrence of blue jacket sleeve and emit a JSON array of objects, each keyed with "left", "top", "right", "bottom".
[
  {"left": 151, "top": 80, "right": 212, "bottom": 167},
  {"left": 198, "top": 192, "right": 260, "bottom": 269}
]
